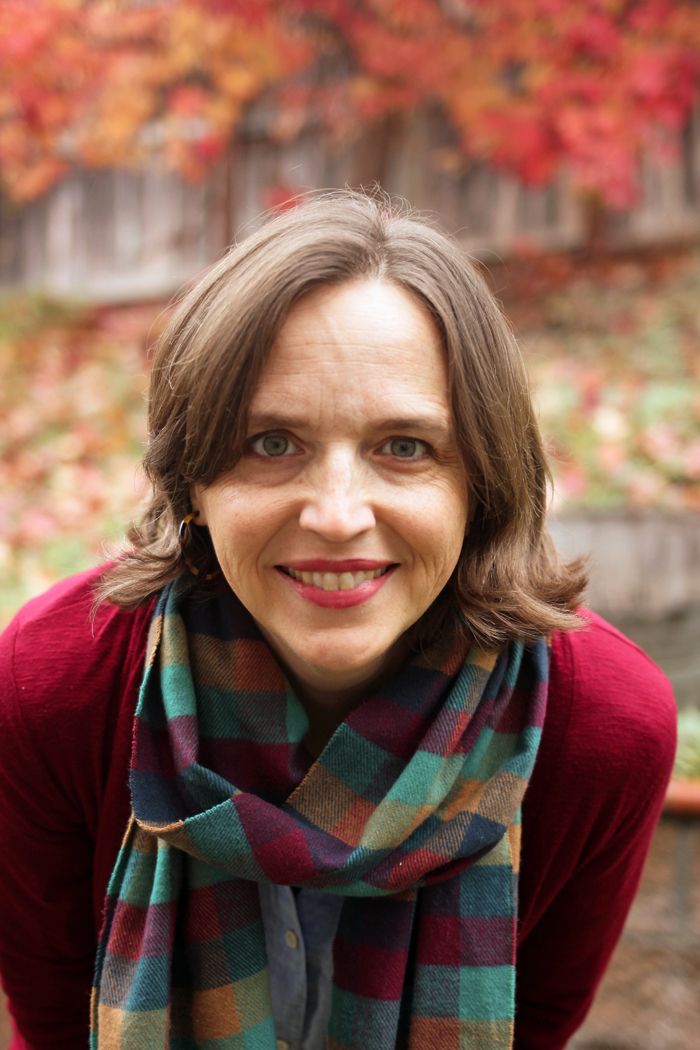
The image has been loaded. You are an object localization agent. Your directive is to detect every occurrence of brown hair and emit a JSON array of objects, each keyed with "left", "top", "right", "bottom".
[{"left": 98, "top": 190, "right": 586, "bottom": 647}]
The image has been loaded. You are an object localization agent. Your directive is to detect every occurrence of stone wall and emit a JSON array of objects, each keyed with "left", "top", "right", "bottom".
[
  {"left": 550, "top": 512, "right": 700, "bottom": 708},
  {"left": 549, "top": 512, "right": 700, "bottom": 622}
]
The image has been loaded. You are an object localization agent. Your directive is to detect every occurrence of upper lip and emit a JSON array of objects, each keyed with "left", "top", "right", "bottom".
[{"left": 278, "top": 559, "right": 395, "bottom": 572}]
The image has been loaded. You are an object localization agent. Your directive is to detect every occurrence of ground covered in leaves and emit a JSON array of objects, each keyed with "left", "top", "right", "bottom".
[
  {"left": 492, "top": 245, "right": 700, "bottom": 514},
  {"left": 0, "top": 298, "right": 166, "bottom": 626},
  {"left": 2, "top": 246, "right": 700, "bottom": 627}
]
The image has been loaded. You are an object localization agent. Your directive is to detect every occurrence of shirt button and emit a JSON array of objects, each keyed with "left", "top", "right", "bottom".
[
  {"left": 284, "top": 928, "right": 299, "bottom": 949},
  {"left": 276, "top": 1041, "right": 290, "bottom": 1050}
]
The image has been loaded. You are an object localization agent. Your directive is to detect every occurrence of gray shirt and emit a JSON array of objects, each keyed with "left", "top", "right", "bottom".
[{"left": 259, "top": 883, "right": 345, "bottom": 1050}]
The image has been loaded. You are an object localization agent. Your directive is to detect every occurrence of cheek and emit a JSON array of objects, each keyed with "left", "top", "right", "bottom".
[
  {"left": 203, "top": 487, "right": 289, "bottom": 562},
  {"left": 400, "top": 484, "right": 468, "bottom": 579},
  {"left": 422, "top": 521, "right": 465, "bottom": 577}
]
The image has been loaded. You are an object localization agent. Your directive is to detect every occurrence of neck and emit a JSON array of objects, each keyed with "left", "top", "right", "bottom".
[{"left": 256, "top": 626, "right": 411, "bottom": 757}]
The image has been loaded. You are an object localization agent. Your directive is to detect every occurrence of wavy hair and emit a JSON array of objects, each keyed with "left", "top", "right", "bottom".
[{"left": 97, "top": 190, "right": 586, "bottom": 648}]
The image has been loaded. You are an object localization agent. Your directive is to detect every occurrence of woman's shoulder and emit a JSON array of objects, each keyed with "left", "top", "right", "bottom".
[
  {"left": 552, "top": 608, "right": 676, "bottom": 729},
  {"left": 546, "top": 608, "right": 677, "bottom": 789},
  {"left": 519, "top": 610, "right": 677, "bottom": 939},
  {"left": 0, "top": 565, "right": 153, "bottom": 753}
]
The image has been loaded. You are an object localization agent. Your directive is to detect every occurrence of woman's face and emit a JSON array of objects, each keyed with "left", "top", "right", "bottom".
[{"left": 193, "top": 279, "right": 469, "bottom": 696}]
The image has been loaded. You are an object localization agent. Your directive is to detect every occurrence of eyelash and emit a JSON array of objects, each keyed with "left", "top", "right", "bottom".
[{"left": 249, "top": 433, "right": 431, "bottom": 460}]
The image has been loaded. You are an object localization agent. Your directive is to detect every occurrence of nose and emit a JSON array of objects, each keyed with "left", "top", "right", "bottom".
[{"left": 298, "top": 446, "right": 376, "bottom": 542}]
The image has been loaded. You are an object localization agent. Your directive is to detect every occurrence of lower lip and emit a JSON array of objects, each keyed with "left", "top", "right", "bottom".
[{"left": 276, "top": 567, "right": 395, "bottom": 608}]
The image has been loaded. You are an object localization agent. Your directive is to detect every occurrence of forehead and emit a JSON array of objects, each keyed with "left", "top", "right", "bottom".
[{"left": 249, "top": 279, "right": 450, "bottom": 419}]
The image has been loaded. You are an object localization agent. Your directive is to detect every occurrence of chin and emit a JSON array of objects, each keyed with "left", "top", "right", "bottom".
[{"left": 287, "top": 629, "right": 395, "bottom": 678}]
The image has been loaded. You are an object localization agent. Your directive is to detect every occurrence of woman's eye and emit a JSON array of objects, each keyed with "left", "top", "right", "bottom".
[
  {"left": 251, "top": 434, "right": 300, "bottom": 457},
  {"left": 380, "top": 437, "right": 428, "bottom": 459}
]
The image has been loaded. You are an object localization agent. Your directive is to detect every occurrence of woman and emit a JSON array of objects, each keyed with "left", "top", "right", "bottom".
[{"left": 0, "top": 192, "right": 676, "bottom": 1050}]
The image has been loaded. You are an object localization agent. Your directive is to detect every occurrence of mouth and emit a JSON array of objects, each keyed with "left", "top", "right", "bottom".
[
  {"left": 278, "top": 565, "right": 392, "bottom": 592},
  {"left": 274, "top": 562, "right": 396, "bottom": 608}
]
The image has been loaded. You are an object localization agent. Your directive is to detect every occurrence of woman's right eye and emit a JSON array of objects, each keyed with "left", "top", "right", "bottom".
[{"left": 250, "top": 434, "right": 301, "bottom": 457}]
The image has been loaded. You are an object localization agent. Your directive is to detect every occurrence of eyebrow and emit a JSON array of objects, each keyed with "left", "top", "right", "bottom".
[{"left": 246, "top": 413, "right": 453, "bottom": 439}]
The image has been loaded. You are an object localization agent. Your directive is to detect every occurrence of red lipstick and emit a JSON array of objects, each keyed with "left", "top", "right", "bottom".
[{"left": 275, "top": 565, "right": 395, "bottom": 608}]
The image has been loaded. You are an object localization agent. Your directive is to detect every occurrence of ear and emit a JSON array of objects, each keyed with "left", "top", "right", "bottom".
[{"left": 189, "top": 484, "right": 209, "bottom": 526}]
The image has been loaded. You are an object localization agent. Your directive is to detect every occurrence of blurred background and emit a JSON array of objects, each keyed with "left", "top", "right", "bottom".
[{"left": 1, "top": 2, "right": 700, "bottom": 1047}]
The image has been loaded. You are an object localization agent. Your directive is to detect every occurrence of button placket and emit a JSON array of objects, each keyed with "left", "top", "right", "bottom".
[{"left": 259, "top": 884, "right": 307, "bottom": 1050}]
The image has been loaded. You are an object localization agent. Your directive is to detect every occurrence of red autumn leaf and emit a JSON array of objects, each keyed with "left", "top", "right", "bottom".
[{"left": 0, "top": 0, "right": 698, "bottom": 206}]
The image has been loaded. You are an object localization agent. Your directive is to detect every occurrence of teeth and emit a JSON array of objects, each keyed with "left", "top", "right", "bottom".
[{"left": 284, "top": 566, "right": 389, "bottom": 591}]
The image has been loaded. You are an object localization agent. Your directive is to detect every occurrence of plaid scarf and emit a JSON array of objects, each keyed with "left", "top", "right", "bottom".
[{"left": 91, "top": 580, "right": 548, "bottom": 1049}]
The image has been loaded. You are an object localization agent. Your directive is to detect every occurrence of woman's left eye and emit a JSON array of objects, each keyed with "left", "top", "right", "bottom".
[
  {"left": 379, "top": 437, "right": 429, "bottom": 459},
  {"left": 251, "top": 434, "right": 301, "bottom": 457}
]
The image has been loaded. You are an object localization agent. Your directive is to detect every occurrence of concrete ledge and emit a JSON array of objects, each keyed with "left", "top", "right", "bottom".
[{"left": 548, "top": 511, "right": 700, "bottom": 620}]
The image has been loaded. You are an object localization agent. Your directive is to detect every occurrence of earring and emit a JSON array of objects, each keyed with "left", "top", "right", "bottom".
[{"left": 178, "top": 512, "right": 220, "bottom": 580}]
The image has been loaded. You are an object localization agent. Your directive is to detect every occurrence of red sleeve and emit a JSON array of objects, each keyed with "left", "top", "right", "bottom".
[
  {"left": 0, "top": 569, "right": 151, "bottom": 1050},
  {"left": 514, "top": 611, "right": 677, "bottom": 1050}
]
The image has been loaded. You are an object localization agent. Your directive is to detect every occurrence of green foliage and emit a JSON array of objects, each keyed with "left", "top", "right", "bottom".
[
  {"left": 674, "top": 707, "right": 700, "bottom": 779},
  {"left": 0, "top": 293, "right": 81, "bottom": 341}
]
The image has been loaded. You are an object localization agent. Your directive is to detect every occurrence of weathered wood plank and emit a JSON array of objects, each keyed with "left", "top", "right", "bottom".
[{"left": 1, "top": 114, "right": 699, "bottom": 302}]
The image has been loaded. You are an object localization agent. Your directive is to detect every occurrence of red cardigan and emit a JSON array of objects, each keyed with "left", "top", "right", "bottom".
[{"left": 0, "top": 568, "right": 676, "bottom": 1050}]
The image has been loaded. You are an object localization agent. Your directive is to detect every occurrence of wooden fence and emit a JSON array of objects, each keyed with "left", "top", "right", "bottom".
[{"left": 1, "top": 110, "right": 700, "bottom": 302}]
